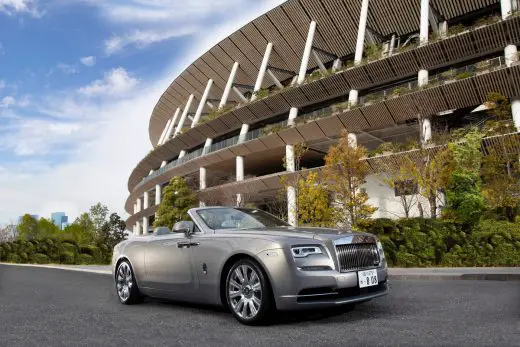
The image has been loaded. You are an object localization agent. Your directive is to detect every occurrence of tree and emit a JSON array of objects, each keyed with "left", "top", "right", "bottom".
[
  {"left": 443, "top": 128, "right": 486, "bottom": 226},
  {"left": 405, "top": 147, "right": 454, "bottom": 219},
  {"left": 154, "top": 176, "right": 198, "bottom": 228},
  {"left": 297, "top": 171, "right": 334, "bottom": 227},
  {"left": 98, "top": 213, "right": 127, "bottom": 249},
  {"left": 37, "top": 218, "right": 60, "bottom": 239},
  {"left": 17, "top": 214, "right": 39, "bottom": 240},
  {"left": 324, "top": 130, "right": 376, "bottom": 229},
  {"left": 482, "top": 146, "right": 520, "bottom": 222},
  {"left": 89, "top": 203, "right": 109, "bottom": 235},
  {"left": 377, "top": 156, "right": 420, "bottom": 218}
]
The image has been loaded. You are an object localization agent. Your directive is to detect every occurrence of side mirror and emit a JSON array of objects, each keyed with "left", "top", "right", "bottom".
[{"left": 173, "top": 221, "right": 195, "bottom": 237}]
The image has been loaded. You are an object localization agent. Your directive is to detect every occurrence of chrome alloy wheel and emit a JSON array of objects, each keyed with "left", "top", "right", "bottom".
[
  {"left": 228, "top": 264, "right": 262, "bottom": 319},
  {"left": 116, "top": 262, "right": 133, "bottom": 302}
]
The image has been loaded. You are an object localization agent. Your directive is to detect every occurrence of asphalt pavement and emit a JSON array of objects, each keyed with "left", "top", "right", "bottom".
[{"left": 0, "top": 265, "right": 519, "bottom": 347}]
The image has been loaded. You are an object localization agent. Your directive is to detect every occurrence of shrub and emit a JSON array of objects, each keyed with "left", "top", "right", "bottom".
[
  {"left": 76, "top": 254, "right": 94, "bottom": 265},
  {"left": 364, "top": 218, "right": 520, "bottom": 267},
  {"left": 31, "top": 253, "right": 50, "bottom": 264},
  {"left": 59, "top": 251, "right": 75, "bottom": 265}
]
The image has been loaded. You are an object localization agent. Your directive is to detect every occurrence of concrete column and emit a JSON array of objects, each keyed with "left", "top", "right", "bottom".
[
  {"left": 163, "top": 108, "right": 181, "bottom": 144},
  {"left": 175, "top": 94, "right": 194, "bottom": 136},
  {"left": 349, "top": 89, "right": 359, "bottom": 107},
  {"left": 133, "top": 224, "right": 138, "bottom": 235},
  {"left": 133, "top": 203, "right": 137, "bottom": 214},
  {"left": 238, "top": 124, "right": 250, "bottom": 143},
  {"left": 202, "top": 138, "right": 213, "bottom": 154},
  {"left": 505, "top": 45, "right": 518, "bottom": 66},
  {"left": 420, "top": 0, "right": 429, "bottom": 45},
  {"left": 155, "top": 184, "right": 161, "bottom": 206},
  {"left": 236, "top": 156, "right": 245, "bottom": 182},
  {"left": 136, "top": 198, "right": 142, "bottom": 213},
  {"left": 236, "top": 155, "right": 245, "bottom": 206},
  {"left": 143, "top": 191, "right": 149, "bottom": 209},
  {"left": 267, "top": 69, "right": 284, "bottom": 89},
  {"left": 332, "top": 58, "right": 343, "bottom": 72},
  {"left": 136, "top": 221, "right": 141, "bottom": 235},
  {"left": 354, "top": 0, "right": 369, "bottom": 64},
  {"left": 418, "top": 0, "right": 430, "bottom": 87},
  {"left": 251, "top": 42, "right": 273, "bottom": 102},
  {"left": 422, "top": 117, "right": 432, "bottom": 144},
  {"left": 312, "top": 50, "right": 328, "bottom": 74},
  {"left": 501, "top": 0, "right": 513, "bottom": 19},
  {"left": 512, "top": 99, "right": 520, "bottom": 131},
  {"left": 200, "top": 167, "right": 207, "bottom": 190},
  {"left": 297, "top": 21, "right": 317, "bottom": 85},
  {"left": 438, "top": 21, "right": 448, "bottom": 38},
  {"left": 288, "top": 107, "right": 298, "bottom": 126},
  {"left": 142, "top": 216, "right": 149, "bottom": 235},
  {"left": 418, "top": 69, "right": 429, "bottom": 87},
  {"left": 220, "top": 62, "right": 239, "bottom": 109},
  {"left": 199, "top": 167, "right": 207, "bottom": 207},
  {"left": 161, "top": 161, "right": 167, "bottom": 168},
  {"left": 179, "top": 150, "right": 186, "bottom": 159},
  {"left": 158, "top": 118, "right": 172, "bottom": 145},
  {"left": 192, "top": 79, "right": 213, "bottom": 128},
  {"left": 348, "top": 133, "right": 358, "bottom": 148},
  {"left": 389, "top": 34, "right": 396, "bottom": 56}
]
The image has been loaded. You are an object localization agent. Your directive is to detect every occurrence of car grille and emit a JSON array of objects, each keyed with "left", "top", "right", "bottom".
[{"left": 335, "top": 243, "right": 380, "bottom": 272}]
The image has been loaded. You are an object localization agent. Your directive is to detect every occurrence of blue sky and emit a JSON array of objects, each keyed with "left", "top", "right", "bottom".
[{"left": 0, "top": 0, "right": 284, "bottom": 225}]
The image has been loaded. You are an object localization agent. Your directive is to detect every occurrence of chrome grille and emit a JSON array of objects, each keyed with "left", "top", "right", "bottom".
[{"left": 335, "top": 243, "right": 380, "bottom": 272}]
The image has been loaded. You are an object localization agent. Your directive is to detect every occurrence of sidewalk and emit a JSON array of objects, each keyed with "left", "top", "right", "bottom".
[{"left": 1, "top": 263, "right": 519, "bottom": 281}]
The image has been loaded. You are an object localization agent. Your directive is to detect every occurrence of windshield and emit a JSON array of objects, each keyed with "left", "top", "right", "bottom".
[{"left": 196, "top": 208, "right": 289, "bottom": 230}]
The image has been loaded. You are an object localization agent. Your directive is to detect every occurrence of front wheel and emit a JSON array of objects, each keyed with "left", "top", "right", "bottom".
[
  {"left": 225, "top": 259, "right": 273, "bottom": 325},
  {"left": 115, "top": 260, "right": 143, "bottom": 304}
]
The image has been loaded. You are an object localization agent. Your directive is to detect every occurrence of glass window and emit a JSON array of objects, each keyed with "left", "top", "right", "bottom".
[{"left": 196, "top": 208, "right": 289, "bottom": 230}]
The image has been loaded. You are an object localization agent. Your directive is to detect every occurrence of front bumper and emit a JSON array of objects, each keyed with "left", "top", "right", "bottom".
[{"left": 274, "top": 267, "right": 389, "bottom": 311}]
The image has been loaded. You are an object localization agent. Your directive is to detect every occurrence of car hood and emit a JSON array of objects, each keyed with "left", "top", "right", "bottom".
[{"left": 214, "top": 226, "right": 376, "bottom": 242}]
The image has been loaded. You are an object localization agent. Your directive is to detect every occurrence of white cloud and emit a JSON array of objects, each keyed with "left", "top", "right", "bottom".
[
  {"left": 78, "top": 67, "right": 138, "bottom": 97},
  {"left": 80, "top": 56, "right": 96, "bottom": 66},
  {"left": 0, "top": 0, "right": 43, "bottom": 17},
  {"left": 1, "top": 96, "right": 15, "bottom": 108},
  {"left": 0, "top": 80, "right": 5, "bottom": 89},
  {"left": 0, "top": 0, "right": 286, "bottom": 225},
  {"left": 56, "top": 63, "right": 77, "bottom": 75},
  {"left": 104, "top": 28, "right": 195, "bottom": 56}
]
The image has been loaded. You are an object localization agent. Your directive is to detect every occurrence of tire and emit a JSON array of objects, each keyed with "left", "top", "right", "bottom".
[
  {"left": 225, "top": 259, "right": 273, "bottom": 325},
  {"left": 115, "top": 260, "right": 143, "bottom": 305}
]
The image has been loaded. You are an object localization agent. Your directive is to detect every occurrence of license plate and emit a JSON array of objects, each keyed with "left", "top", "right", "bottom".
[{"left": 358, "top": 269, "right": 378, "bottom": 288}]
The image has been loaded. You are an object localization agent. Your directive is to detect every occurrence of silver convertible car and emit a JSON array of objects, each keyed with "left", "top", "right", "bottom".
[{"left": 112, "top": 207, "right": 388, "bottom": 324}]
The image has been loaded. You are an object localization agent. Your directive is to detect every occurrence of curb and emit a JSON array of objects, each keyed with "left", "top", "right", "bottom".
[
  {"left": 0, "top": 263, "right": 112, "bottom": 275},
  {"left": 388, "top": 274, "right": 520, "bottom": 281}
]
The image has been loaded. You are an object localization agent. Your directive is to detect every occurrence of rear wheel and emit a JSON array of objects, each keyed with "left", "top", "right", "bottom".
[
  {"left": 225, "top": 259, "right": 273, "bottom": 325},
  {"left": 115, "top": 260, "right": 143, "bottom": 304}
]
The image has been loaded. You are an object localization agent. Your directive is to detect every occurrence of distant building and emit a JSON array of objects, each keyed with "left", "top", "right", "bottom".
[{"left": 51, "top": 212, "right": 68, "bottom": 230}]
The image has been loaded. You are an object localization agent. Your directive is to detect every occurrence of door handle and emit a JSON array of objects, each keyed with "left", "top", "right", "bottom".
[{"left": 177, "top": 242, "right": 200, "bottom": 248}]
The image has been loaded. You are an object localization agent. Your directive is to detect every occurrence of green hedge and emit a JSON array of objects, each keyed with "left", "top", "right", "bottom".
[
  {"left": 364, "top": 218, "right": 520, "bottom": 267},
  {"left": 0, "top": 238, "right": 112, "bottom": 265}
]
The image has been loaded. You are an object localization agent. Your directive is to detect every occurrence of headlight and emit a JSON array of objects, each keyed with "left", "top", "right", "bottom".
[
  {"left": 291, "top": 245, "right": 323, "bottom": 258},
  {"left": 377, "top": 241, "right": 385, "bottom": 261}
]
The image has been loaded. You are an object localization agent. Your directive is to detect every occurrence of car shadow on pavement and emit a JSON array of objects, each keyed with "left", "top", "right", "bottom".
[{"left": 140, "top": 297, "right": 391, "bottom": 326}]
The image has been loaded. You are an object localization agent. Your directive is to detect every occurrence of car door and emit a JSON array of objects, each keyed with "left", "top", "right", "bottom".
[{"left": 144, "top": 230, "right": 196, "bottom": 295}]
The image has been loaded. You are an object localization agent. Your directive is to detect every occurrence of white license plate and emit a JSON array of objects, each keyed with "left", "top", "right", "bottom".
[{"left": 358, "top": 269, "right": 378, "bottom": 288}]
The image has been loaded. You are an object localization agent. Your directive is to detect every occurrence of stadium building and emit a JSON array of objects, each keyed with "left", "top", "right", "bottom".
[{"left": 126, "top": 0, "right": 520, "bottom": 234}]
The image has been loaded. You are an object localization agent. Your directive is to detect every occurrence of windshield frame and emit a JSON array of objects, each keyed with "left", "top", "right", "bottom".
[{"left": 194, "top": 207, "right": 290, "bottom": 231}]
